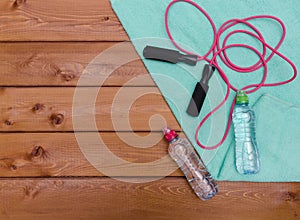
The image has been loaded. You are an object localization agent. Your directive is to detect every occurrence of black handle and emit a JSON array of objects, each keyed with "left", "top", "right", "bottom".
[
  {"left": 186, "top": 64, "right": 215, "bottom": 117},
  {"left": 186, "top": 82, "right": 208, "bottom": 117},
  {"left": 143, "top": 46, "right": 198, "bottom": 66}
]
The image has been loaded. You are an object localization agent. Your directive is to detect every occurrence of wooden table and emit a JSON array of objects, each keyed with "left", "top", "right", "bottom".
[{"left": 0, "top": 0, "right": 299, "bottom": 219}]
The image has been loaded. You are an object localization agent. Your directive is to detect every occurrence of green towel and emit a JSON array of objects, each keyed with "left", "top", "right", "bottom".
[{"left": 110, "top": 0, "right": 300, "bottom": 181}]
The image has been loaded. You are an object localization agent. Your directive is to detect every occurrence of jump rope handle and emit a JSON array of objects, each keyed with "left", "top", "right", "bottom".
[
  {"left": 187, "top": 64, "right": 215, "bottom": 117},
  {"left": 143, "top": 45, "right": 198, "bottom": 66}
]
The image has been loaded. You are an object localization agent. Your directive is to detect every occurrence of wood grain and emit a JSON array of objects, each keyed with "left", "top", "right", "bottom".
[
  {"left": 0, "top": 178, "right": 299, "bottom": 220},
  {"left": 0, "top": 42, "right": 153, "bottom": 86},
  {"left": 0, "top": 132, "right": 182, "bottom": 177},
  {"left": 0, "top": 0, "right": 128, "bottom": 41},
  {"left": 0, "top": 87, "right": 180, "bottom": 131}
]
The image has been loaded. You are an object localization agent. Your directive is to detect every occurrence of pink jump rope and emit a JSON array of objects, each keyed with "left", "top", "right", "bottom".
[{"left": 164, "top": 0, "right": 297, "bottom": 150}]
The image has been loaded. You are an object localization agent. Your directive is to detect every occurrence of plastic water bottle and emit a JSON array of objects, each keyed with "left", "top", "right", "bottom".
[
  {"left": 163, "top": 127, "right": 218, "bottom": 200},
  {"left": 232, "top": 91, "right": 260, "bottom": 174}
]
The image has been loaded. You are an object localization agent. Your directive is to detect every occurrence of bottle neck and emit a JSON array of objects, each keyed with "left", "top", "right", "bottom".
[
  {"left": 236, "top": 102, "right": 248, "bottom": 106},
  {"left": 169, "top": 136, "right": 179, "bottom": 143}
]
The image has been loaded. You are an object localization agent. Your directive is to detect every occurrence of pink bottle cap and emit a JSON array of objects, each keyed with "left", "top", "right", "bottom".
[{"left": 163, "top": 127, "right": 178, "bottom": 142}]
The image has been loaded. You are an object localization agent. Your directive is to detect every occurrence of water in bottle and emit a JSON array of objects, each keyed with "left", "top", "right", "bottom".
[
  {"left": 163, "top": 127, "right": 218, "bottom": 200},
  {"left": 232, "top": 91, "right": 260, "bottom": 174}
]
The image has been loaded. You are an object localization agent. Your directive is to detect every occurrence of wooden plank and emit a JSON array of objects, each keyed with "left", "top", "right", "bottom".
[
  {"left": 0, "top": 132, "right": 182, "bottom": 177},
  {"left": 0, "top": 0, "right": 128, "bottom": 41},
  {"left": 0, "top": 42, "right": 154, "bottom": 86},
  {"left": 0, "top": 87, "right": 180, "bottom": 131},
  {"left": 0, "top": 178, "right": 299, "bottom": 220}
]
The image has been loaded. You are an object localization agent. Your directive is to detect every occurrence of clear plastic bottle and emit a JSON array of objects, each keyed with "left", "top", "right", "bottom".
[
  {"left": 163, "top": 127, "right": 218, "bottom": 200},
  {"left": 232, "top": 91, "right": 260, "bottom": 174}
]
